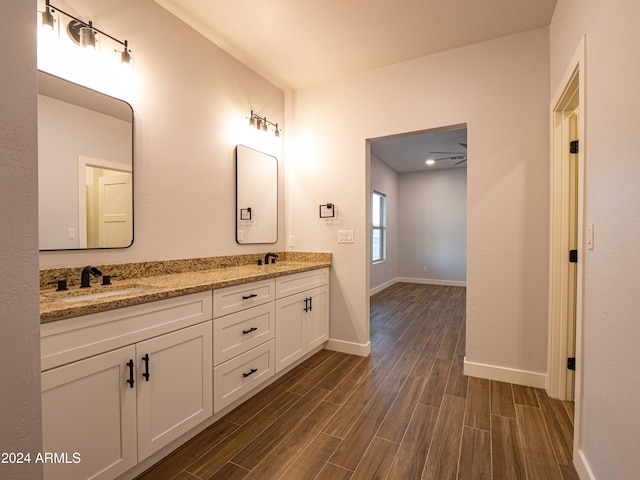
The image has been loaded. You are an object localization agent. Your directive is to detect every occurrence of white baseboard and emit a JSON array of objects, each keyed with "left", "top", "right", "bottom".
[
  {"left": 369, "top": 278, "right": 398, "bottom": 296},
  {"left": 463, "top": 357, "right": 546, "bottom": 388},
  {"left": 574, "top": 449, "right": 596, "bottom": 480},
  {"left": 397, "top": 276, "right": 467, "bottom": 287},
  {"left": 325, "top": 338, "right": 370, "bottom": 357},
  {"left": 370, "top": 277, "right": 466, "bottom": 296}
]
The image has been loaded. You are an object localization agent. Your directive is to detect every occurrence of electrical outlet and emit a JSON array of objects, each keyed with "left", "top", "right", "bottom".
[
  {"left": 422, "top": 266, "right": 428, "bottom": 273},
  {"left": 586, "top": 224, "right": 594, "bottom": 250},
  {"left": 67, "top": 228, "right": 75, "bottom": 239},
  {"left": 288, "top": 235, "right": 295, "bottom": 247}
]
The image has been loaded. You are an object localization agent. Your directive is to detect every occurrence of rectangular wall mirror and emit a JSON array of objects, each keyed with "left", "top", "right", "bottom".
[
  {"left": 236, "top": 145, "right": 278, "bottom": 244},
  {"left": 38, "top": 70, "right": 134, "bottom": 250}
]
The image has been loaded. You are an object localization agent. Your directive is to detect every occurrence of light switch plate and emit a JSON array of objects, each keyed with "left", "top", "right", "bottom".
[
  {"left": 338, "top": 230, "right": 354, "bottom": 244},
  {"left": 288, "top": 235, "right": 295, "bottom": 247}
]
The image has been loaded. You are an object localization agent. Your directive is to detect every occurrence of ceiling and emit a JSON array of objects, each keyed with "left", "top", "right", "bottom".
[
  {"left": 370, "top": 127, "right": 467, "bottom": 173},
  {"left": 153, "top": 0, "right": 557, "bottom": 91}
]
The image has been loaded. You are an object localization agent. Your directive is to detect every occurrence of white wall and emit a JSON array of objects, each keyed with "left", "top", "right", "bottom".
[
  {"left": 398, "top": 168, "right": 467, "bottom": 283},
  {"left": 0, "top": 1, "right": 43, "bottom": 479},
  {"left": 286, "top": 28, "right": 550, "bottom": 372},
  {"left": 39, "top": 0, "right": 285, "bottom": 268},
  {"left": 369, "top": 154, "right": 398, "bottom": 292},
  {"left": 551, "top": 1, "right": 640, "bottom": 478}
]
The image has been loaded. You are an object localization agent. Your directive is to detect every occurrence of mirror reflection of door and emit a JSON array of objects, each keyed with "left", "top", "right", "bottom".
[{"left": 80, "top": 157, "right": 133, "bottom": 248}]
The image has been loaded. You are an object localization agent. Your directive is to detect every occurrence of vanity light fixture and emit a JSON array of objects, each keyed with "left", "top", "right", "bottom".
[
  {"left": 249, "top": 110, "right": 281, "bottom": 137},
  {"left": 42, "top": 0, "right": 132, "bottom": 63}
]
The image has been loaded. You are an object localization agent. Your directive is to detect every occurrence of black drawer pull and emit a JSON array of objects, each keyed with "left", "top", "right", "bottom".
[
  {"left": 243, "top": 368, "right": 258, "bottom": 378},
  {"left": 304, "top": 297, "right": 309, "bottom": 312},
  {"left": 243, "top": 327, "right": 258, "bottom": 335},
  {"left": 242, "top": 293, "right": 258, "bottom": 300},
  {"left": 309, "top": 296, "right": 313, "bottom": 312},
  {"left": 126, "top": 360, "right": 134, "bottom": 388},
  {"left": 142, "top": 353, "right": 150, "bottom": 381}
]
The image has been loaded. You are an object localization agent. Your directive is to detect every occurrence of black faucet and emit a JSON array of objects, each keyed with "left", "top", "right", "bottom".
[
  {"left": 80, "top": 266, "right": 102, "bottom": 288},
  {"left": 264, "top": 252, "right": 279, "bottom": 265}
]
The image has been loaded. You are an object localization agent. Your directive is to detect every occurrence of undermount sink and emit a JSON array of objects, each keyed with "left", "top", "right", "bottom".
[
  {"left": 59, "top": 287, "right": 146, "bottom": 303},
  {"left": 42, "top": 284, "right": 153, "bottom": 303}
]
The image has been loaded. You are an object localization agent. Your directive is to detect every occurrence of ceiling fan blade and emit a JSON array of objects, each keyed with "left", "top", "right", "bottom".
[
  {"left": 459, "top": 143, "right": 467, "bottom": 148},
  {"left": 454, "top": 159, "right": 467, "bottom": 165}
]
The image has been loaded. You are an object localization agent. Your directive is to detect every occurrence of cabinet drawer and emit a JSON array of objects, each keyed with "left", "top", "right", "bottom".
[
  {"left": 213, "top": 279, "right": 275, "bottom": 318},
  {"left": 213, "top": 303, "right": 275, "bottom": 365},
  {"left": 213, "top": 339, "right": 275, "bottom": 413},
  {"left": 275, "top": 268, "right": 329, "bottom": 298}
]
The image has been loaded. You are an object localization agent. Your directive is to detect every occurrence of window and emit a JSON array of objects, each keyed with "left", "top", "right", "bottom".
[{"left": 372, "top": 191, "right": 386, "bottom": 263}]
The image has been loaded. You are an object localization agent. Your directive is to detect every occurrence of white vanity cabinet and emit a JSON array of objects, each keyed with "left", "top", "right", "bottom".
[
  {"left": 40, "top": 292, "right": 213, "bottom": 480},
  {"left": 213, "top": 280, "right": 276, "bottom": 413},
  {"left": 275, "top": 268, "right": 329, "bottom": 373}
]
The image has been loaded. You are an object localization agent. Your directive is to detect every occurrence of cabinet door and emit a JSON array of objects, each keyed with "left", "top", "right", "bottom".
[
  {"left": 136, "top": 321, "right": 213, "bottom": 461},
  {"left": 306, "top": 285, "right": 329, "bottom": 350},
  {"left": 275, "top": 292, "right": 307, "bottom": 373},
  {"left": 42, "top": 345, "right": 137, "bottom": 480}
]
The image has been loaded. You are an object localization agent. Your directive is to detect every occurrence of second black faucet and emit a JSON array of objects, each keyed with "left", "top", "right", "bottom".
[{"left": 80, "top": 266, "right": 102, "bottom": 288}]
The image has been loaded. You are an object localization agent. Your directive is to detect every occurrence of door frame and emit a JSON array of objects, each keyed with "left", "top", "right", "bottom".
[{"left": 548, "top": 34, "right": 587, "bottom": 473}]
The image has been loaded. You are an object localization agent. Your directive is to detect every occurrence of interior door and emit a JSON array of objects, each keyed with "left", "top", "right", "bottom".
[{"left": 98, "top": 173, "right": 132, "bottom": 247}]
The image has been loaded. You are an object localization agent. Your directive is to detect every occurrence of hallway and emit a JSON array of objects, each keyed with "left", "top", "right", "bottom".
[{"left": 138, "top": 283, "right": 578, "bottom": 479}]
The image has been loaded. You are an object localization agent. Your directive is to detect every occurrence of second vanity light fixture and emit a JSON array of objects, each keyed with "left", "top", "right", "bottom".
[
  {"left": 249, "top": 110, "right": 281, "bottom": 137},
  {"left": 41, "top": 0, "right": 132, "bottom": 64}
]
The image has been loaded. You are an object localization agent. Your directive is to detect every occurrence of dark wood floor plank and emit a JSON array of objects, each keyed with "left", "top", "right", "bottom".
[
  {"left": 315, "top": 354, "right": 363, "bottom": 391},
  {"left": 387, "top": 403, "right": 439, "bottom": 480},
  {"left": 513, "top": 384, "right": 539, "bottom": 407},
  {"left": 329, "top": 388, "right": 397, "bottom": 470},
  {"left": 380, "top": 343, "right": 423, "bottom": 391},
  {"left": 280, "top": 433, "right": 341, "bottom": 480},
  {"left": 288, "top": 352, "right": 350, "bottom": 395},
  {"left": 171, "top": 471, "right": 202, "bottom": 480},
  {"left": 423, "top": 394, "right": 466, "bottom": 480},
  {"left": 350, "top": 437, "right": 399, "bottom": 480},
  {"left": 457, "top": 427, "right": 491, "bottom": 480},
  {"left": 136, "top": 420, "right": 238, "bottom": 480},
  {"left": 464, "top": 376, "right": 490, "bottom": 431},
  {"left": 315, "top": 463, "right": 353, "bottom": 480},
  {"left": 230, "top": 387, "right": 329, "bottom": 470},
  {"left": 560, "top": 463, "right": 581, "bottom": 480},
  {"left": 445, "top": 353, "right": 468, "bottom": 398},
  {"left": 535, "top": 389, "right": 575, "bottom": 466},
  {"left": 491, "top": 414, "right": 526, "bottom": 480},
  {"left": 436, "top": 332, "right": 460, "bottom": 360},
  {"left": 185, "top": 392, "right": 302, "bottom": 478},
  {"left": 206, "top": 462, "right": 249, "bottom": 480},
  {"left": 516, "top": 404, "right": 564, "bottom": 480},
  {"left": 323, "top": 357, "right": 377, "bottom": 406},
  {"left": 322, "top": 373, "right": 386, "bottom": 438},
  {"left": 491, "top": 380, "right": 516, "bottom": 418},
  {"left": 243, "top": 400, "right": 339, "bottom": 479},
  {"left": 419, "top": 357, "right": 452, "bottom": 407},
  {"left": 377, "top": 374, "right": 428, "bottom": 443}
]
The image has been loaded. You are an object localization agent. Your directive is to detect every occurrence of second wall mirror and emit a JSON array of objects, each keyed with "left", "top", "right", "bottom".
[{"left": 236, "top": 145, "right": 278, "bottom": 244}]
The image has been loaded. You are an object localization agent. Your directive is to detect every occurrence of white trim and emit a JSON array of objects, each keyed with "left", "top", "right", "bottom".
[
  {"left": 397, "top": 276, "right": 466, "bottom": 287},
  {"left": 369, "top": 278, "right": 398, "bottom": 296},
  {"left": 574, "top": 449, "right": 596, "bottom": 480},
  {"left": 324, "top": 339, "right": 370, "bottom": 357},
  {"left": 463, "top": 357, "right": 546, "bottom": 388}
]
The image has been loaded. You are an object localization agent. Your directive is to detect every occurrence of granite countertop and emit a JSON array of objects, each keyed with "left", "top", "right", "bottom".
[{"left": 40, "top": 258, "right": 331, "bottom": 323}]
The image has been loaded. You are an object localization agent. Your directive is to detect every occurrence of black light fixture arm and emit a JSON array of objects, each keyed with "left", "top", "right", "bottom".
[{"left": 44, "top": 0, "right": 129, "bottom": 49}]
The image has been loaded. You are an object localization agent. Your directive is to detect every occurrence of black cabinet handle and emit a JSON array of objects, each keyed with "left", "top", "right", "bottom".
[
  {"left": 127, "top": 360, "right": 134, "bottom": 388},
  {"left": 242, "top": 293, "right": 258, "bottom": 300},
  {"left": 309, "top": 296, "right": 313, "bottom": 312},
  {"left": 304, "top": 297, "right": 309, "bottom": 312},
  {"left": 142, "top": 353, "right": 150, "bottom": 381},
  {"left": 242, "top": 327, "right": 258, "bottom": 335},
  {"left": 243, "top": 368, "right": 258, "bottom": 378}
]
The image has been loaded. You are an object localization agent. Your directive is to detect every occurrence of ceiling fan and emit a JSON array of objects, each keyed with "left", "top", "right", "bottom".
[{"left": 430, "top": 142, "right": 468, "bottom": 165}]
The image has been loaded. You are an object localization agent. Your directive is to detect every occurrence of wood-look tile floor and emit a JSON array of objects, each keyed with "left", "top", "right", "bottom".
[{"left": 136, "top": 283, "right": 579, "bottom": 480}]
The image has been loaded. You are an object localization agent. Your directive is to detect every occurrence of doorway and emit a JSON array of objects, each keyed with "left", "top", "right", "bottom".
[
  {"left": 548, "top": 38, "right": 585, "bottom": 405},
  {"left": 367, "top": 124, "right": 468, "bottom": 296}
]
